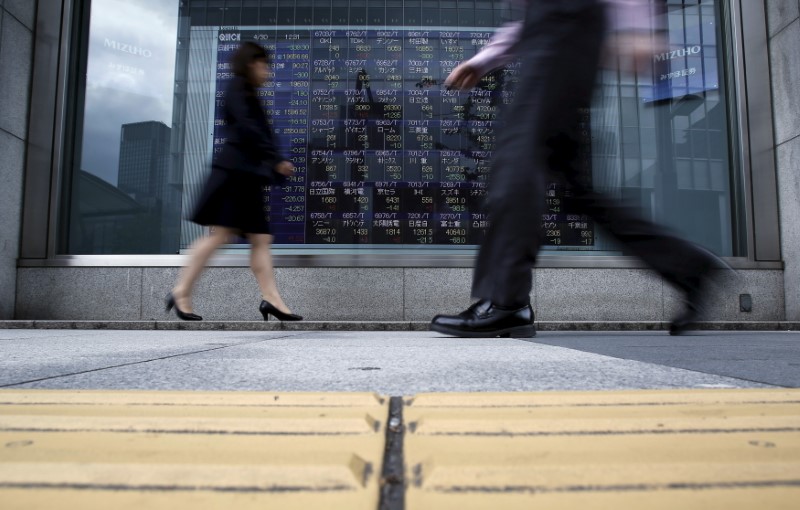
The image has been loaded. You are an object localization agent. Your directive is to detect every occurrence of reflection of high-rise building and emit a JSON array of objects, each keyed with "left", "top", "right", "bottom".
[
  {"left": 118, "top": 121, "right": 180, "bottom": 252},
  {"left": 177, "top": 27, "right": 217, "bottom": 250},
  {"left": 119, "top": 121, "right": 171, "bottom": 200}
]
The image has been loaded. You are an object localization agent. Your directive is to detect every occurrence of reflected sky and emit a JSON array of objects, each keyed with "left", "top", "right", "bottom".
[{"left": 81, "top": 0, "right": 179, "bottom": 186}]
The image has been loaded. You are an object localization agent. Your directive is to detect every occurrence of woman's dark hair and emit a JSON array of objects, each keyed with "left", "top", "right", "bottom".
[{"left": 231, "top": 42, "right": 270, "bottom": 80}]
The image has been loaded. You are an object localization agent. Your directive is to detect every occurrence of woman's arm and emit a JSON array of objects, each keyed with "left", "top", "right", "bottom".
[
  {"left": 224, "top": 76, "right": 267, "bottom": 149},
  {"left": 225, "top": 76, "right": 289, "bottom": 173}
]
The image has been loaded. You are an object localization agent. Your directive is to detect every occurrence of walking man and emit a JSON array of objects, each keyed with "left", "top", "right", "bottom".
[{"left": 431, "top": 0, "right": 723, "bottom": 338}]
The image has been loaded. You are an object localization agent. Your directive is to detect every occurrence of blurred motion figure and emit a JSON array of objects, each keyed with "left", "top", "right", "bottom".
[
  {"left": 431, "top": 0, "right": 725, "bottom": 338},
  {"left": 166, "top": 42, "right": 302, "bottom": 322}
]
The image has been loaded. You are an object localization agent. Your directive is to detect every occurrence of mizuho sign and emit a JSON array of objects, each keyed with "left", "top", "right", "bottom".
[
  {"left": 104, "top": 39, "right": 153, "bottom": 58},
  {"left": 654, "top": 45, "right": 702, "bottom": 62}
]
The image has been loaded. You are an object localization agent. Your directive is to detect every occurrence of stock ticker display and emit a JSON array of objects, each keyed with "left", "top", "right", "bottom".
[{"left": 213, "top": 28, "right": 594, "bottom": 247}]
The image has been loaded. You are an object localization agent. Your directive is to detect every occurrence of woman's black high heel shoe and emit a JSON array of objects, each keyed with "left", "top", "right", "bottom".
[
  {"left": 259, "top": 300, "right": 303, "bottom": 321},
  {"left": 165, "top": 292, "right": 203, "bottom": 321}
]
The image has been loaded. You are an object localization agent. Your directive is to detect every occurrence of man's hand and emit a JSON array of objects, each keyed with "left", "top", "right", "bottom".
[
  {"left": 444, "top": 63, "right": 482, "bottom": 90},
  {"left": 605, "top": 32, "right": 667, "bottom": 75},
  {"left": 275, "top": 160, "right": 294, "bottom": 177}
]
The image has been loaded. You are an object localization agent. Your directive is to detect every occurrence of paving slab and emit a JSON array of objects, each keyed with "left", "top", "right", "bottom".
[
  {"left": 531, "top": 331, "right": 800, "bottom": 387},
  {"left": 0, "top": 330, "right": 304, "bottom": 387},
  {"left": 0, "top": 332, "right": 772, "bottom": 392}
]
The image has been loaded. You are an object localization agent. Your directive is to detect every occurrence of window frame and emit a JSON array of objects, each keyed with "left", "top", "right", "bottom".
[{"left": 19, "top": 0, "right": 781, "bottom": 269}]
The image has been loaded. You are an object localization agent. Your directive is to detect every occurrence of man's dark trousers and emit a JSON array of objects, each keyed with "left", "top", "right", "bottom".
[{"left": 471, "top": 0, "right": 716, "bottom": 307}]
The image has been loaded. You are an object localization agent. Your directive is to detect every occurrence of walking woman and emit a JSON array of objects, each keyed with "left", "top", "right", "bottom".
[{"left": 166, "top": 42, "right": 302, "bottom": 322}]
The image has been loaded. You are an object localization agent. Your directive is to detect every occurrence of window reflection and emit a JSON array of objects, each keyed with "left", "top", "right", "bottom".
[
  {"left": 62, "top": 0, "right": 740, "bottom": 257},
  {"left": 592, "top": 0, "right": 735, "bottom": 255},
  {"left": 66, "top": 0, "right": 180, "bottom": 253}
]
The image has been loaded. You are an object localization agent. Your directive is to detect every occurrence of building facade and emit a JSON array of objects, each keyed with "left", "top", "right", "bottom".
[{"left": 2, "top": 0, "right": 799, "bottom": 323}]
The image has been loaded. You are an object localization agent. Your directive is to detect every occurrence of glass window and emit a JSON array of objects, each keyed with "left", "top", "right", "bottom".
[
  {"left": 440, "top": 9, "right": 459, "bottom": 26},
  {"left": 368, "top": 5, "right": 384, "bottom": 24},
  {"left": 259, "top": 5, "right": 278, "bottom": 24},
  {"left": 386, "top": 7, "right": 402, "bottom": 25},
  {"left": 205, "top": 3, "right": 224, "bottom": 25},
  {"left": 421, "top": 8, "right": 439, "bottom": 25},
  {"left": 403, "top": 7, "right": 420, "bottom": 26},
  {"left": 223, "top": 4, "right": 243, "bottom": 25},
  {"left": 593, "top": 0, "right": 738, "bottom": 255},
  {"left": 60, "top": 0, "right": 742, "bottom": 257},
  {"left": 61, "top": 0, "right": 181, "bottom": 254},
  {"left": 313, "top": 4, "right": 331, "bottom": 23}
]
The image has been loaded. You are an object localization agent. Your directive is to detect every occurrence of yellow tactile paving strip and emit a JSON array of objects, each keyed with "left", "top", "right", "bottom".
[
  {"left": 1, "top": 389, "right": 799, "bottom": 510},
  {"left": 404, "top": 389, "right": 800, "bottom": 510},
  {"left": 0, "top": 391, "right": 388, "bottom": 510}
]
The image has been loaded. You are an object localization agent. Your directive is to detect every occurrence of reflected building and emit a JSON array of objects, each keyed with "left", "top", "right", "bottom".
[
  {"left": 119, "top": 121, "right": 171, "bottom": 200},
  {"left": 68, "top": 170, "right": 149, "bottom": 254},
  {"left": 118, "top": 121, "right": 181, "bottom": 253}
]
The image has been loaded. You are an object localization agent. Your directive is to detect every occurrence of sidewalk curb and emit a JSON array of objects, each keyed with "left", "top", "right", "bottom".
[{"left": 1, "top": 320, "right": 799, "bottom": 331}]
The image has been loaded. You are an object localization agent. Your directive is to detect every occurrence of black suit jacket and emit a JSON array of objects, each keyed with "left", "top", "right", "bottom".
[{"left": 214, "top": 75, "right": 287, "bottom": 184}]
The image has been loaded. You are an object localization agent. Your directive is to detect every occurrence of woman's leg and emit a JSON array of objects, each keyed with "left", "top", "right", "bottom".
[
  {"left": 248, "top": 233, "right": 292, "bottom": 314},
  {"left": 173, "top": 226, "right": 234, "bottom": 312}
]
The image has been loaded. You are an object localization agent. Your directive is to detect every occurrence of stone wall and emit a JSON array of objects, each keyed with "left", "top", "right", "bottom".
[
  {"left": 767, "top": 0, "right": 800, "bottom": 319},
  {"left": 14, "top": 266, "right": 783, "bottom": 322},
  {"left": 0, "top": 0, "right": 37, "bottom": 318}
]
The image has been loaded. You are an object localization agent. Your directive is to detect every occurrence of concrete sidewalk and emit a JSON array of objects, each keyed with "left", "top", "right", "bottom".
[
  {"left": 1, "top": 329, "right": 798, "bottom": 392},
  {"left": 2, "top": 329, "right": 799, "bottom": 509}
]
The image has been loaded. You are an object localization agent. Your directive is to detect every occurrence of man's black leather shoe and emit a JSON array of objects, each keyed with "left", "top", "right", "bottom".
[
  {"left": 669, "top": 259, "right": 734, "bottom": 335},
  {"left": 669, "top": 310, "right": 696, "bottom": 336},
  {"left": 430, "top": 300, "right": 536, "bottom": 338},
  {"left": 669, "top": 274, "right": 708, "bottom": 336}
]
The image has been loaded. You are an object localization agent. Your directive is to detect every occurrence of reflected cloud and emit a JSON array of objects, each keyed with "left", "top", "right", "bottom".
[
  {"left": 82, "top": 85, "right": 165, "bottom": 185},
  {"left": 82, "top": 0, "right": 179, "bottom": 184}
]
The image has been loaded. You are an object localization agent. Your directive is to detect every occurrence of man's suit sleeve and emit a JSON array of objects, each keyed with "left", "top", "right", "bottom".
[
  {"left": 462, "top": 21, "right": 524, "bottom": 78},
  {"left": 605, "top": 0, "right": 659, "bottom": 32}
]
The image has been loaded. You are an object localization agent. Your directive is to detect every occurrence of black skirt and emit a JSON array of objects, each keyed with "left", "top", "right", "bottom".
[{"left": 191, "top": 166, "right": 271, "bottom": 234}]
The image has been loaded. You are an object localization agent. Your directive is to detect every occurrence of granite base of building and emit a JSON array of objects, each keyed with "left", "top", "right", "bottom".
[
  {"left": 1, "top": 320, "right": 800, "bottom": 332},
  {"left": 13, "top": 267, "right": 785, "bottom": 322}
]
